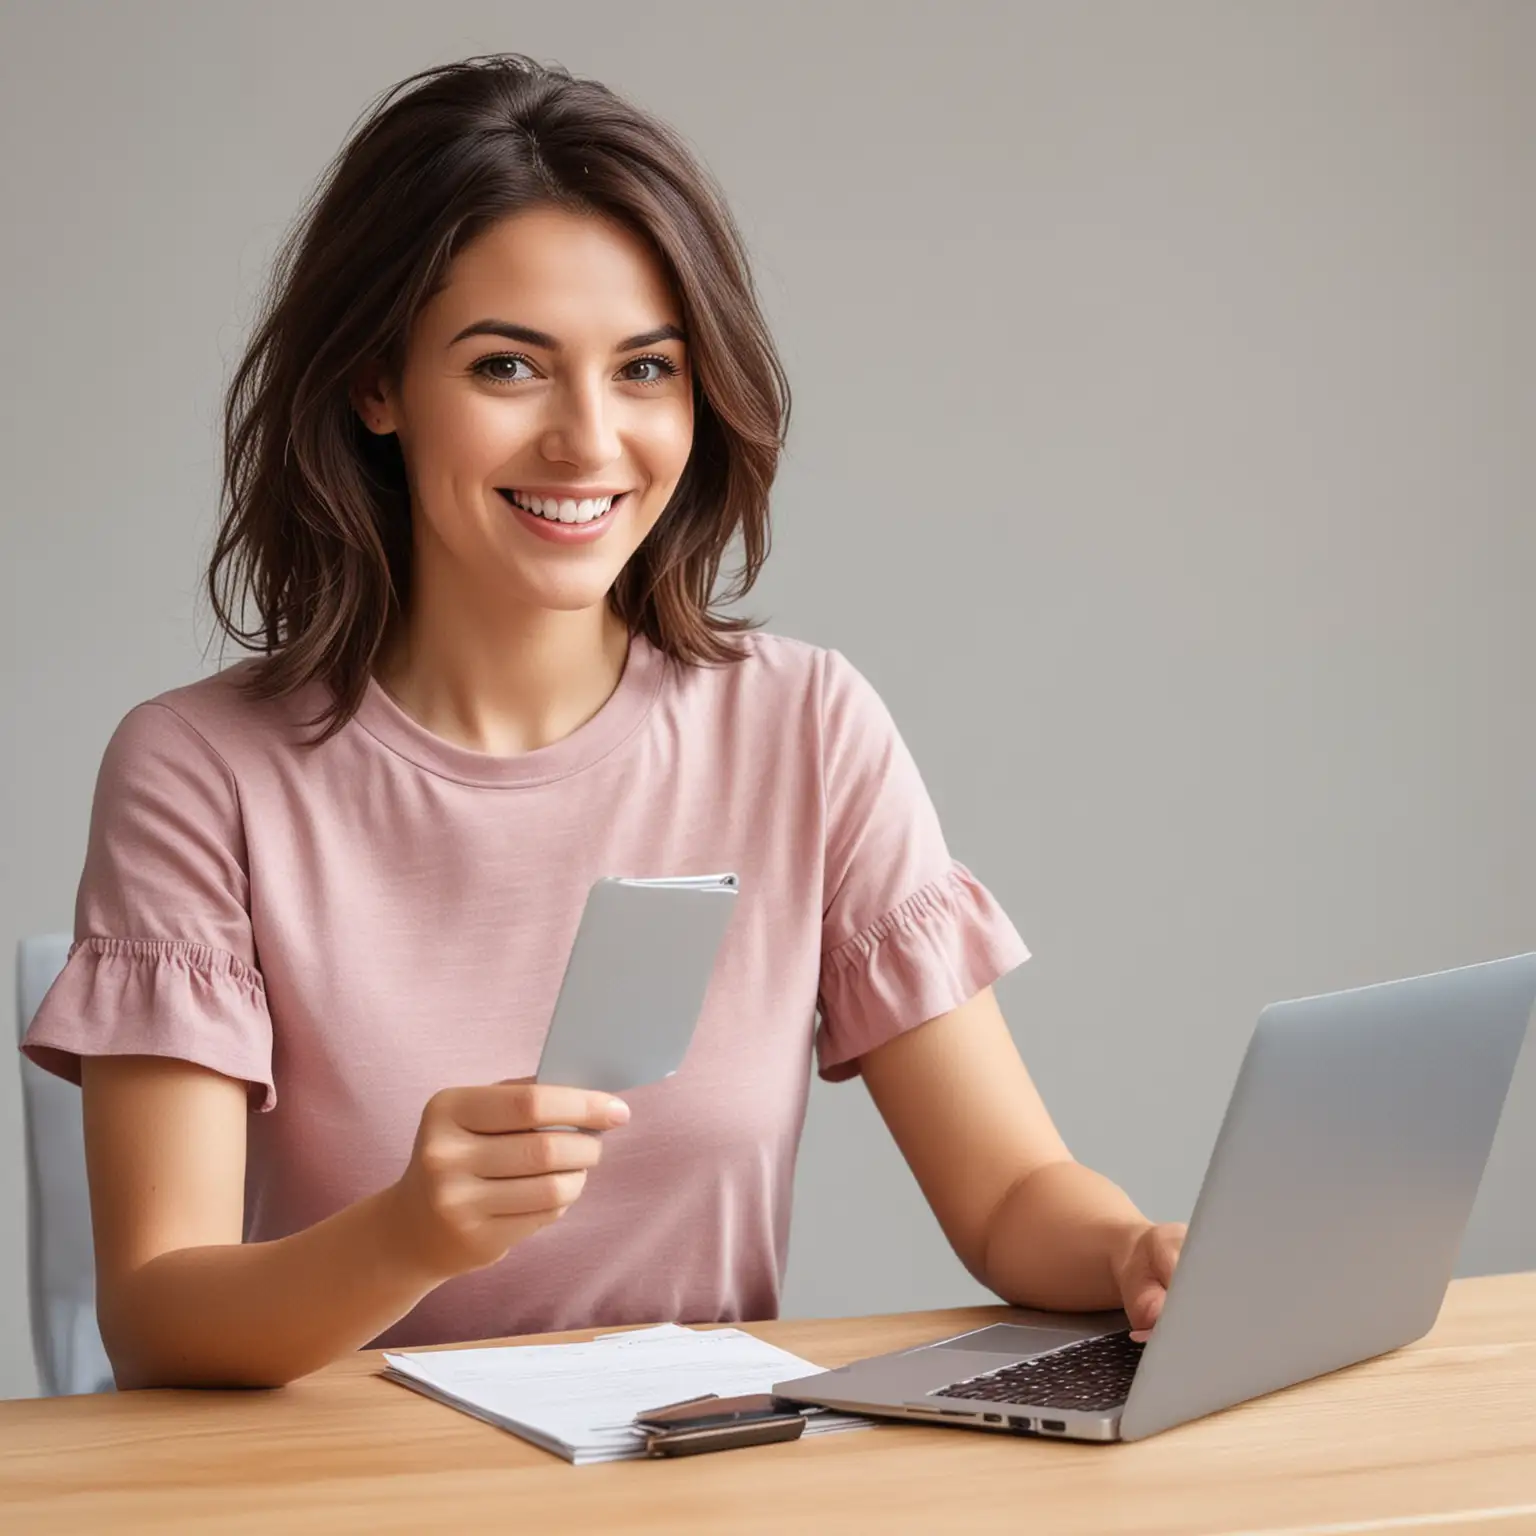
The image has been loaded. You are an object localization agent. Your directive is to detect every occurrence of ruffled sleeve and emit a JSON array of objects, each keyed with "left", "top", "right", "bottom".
[
  {"left": 812, "top": 651, "right": 1030, "bottom": 1082},
  {"left": 20, "top": 701, "right": 276, "bottom": 1111}
]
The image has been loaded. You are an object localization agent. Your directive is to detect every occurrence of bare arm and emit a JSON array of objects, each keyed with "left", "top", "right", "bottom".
[
  {"left": 82, "top": 1055, "right": 435, "bottom": 1389},
  {"left": 81, "top": 1055, "right": 626, "bottom": 1389},
  {"left": 858, "top": 987, "right": 1184, "bottom": 1330}
]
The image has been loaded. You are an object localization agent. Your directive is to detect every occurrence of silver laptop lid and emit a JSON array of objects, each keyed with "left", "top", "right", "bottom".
[{"left": 1120, "top": 951, "right": 1536, "bottom": 1441}]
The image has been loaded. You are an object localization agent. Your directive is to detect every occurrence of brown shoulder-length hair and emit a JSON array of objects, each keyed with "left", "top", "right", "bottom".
[{"left": 208, "top": 53, "right": 790, "bottom": 741}]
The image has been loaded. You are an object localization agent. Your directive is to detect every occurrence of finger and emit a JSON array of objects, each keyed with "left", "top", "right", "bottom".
[
  {"left": 1124, "top": 1285, "right": 1163, "bottom": 1334},
  {"left": 1121, "top": 1257, "right": 1166, "bottom": 1334},
  {"left": 1126, "top": 1290, "right": 1163, "bottom": 1341},
  {"left": 1126, "top": 1228, "right": 1185, "bottom": 1340},
  {"left": 1152, "top": 1224, "right": 1188, "bottom": 1287},
  {"left": 482, "top": 1168, "right": 588, "bottom": 1218},
  {"left": 450, "top": 1083, "right": 630, "bottom": 1135},
  {"left": 469, "top": 1130, "right": 605, "bottom": 1180}
]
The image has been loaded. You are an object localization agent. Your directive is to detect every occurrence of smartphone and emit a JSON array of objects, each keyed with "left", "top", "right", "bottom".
[{"left": 634, "top": 1392, "right": 806, "bottom": 1457}]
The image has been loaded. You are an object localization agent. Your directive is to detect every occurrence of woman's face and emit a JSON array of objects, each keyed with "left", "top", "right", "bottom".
[{"left": 358, "top": 204, "right": 695, "bottom": 619}]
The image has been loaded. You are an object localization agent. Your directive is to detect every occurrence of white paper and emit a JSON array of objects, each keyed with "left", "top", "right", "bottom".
[
  {"left": 613, "top": 874, "right": 737, "bottom": 889},
  {"left": 382, "top": 1323, "right": 870, "bottom": 1465}
]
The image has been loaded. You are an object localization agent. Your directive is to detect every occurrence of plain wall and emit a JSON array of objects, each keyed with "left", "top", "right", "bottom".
[{"left": 2, "top": 0, "right": 1532, "bottom": 1399}]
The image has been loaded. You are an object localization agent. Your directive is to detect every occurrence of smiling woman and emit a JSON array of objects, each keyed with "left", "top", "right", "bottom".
[
  {"left": 350, "top": 205, "right": 701, "bottom": 687},
  {"left": 20, "top": 53, "right": 1181, "bottom": 1393},
  {"left": 207, "top": 57, "right": 785, "bottom": 742}
]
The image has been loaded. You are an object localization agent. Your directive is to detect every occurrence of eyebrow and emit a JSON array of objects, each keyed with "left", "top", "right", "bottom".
[{"left": 448, "top": 319, "right": 688, "bottom": 352}]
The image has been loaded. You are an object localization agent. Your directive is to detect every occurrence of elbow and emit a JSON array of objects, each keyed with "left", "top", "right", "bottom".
[
  {"left": 967, "top": 1165, "right": 1038, "bottom": 1293},
  {"left": 97, "top": 1294, "right": 298, "bottom": 1393},
  {"left": 96, "top": 1292, "right": 165, "bottom": 1390},
  {"left": 107, "top": 1344, "right": 299, "bottom": 1393},
  {"left": 975, "top": 1157, "right": 1078, "bottom": 1301}
]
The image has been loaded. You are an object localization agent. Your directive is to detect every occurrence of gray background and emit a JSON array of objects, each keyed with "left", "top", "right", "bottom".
[{"left": 1, "top": 0, "right": 1532, "bottom": 1400}]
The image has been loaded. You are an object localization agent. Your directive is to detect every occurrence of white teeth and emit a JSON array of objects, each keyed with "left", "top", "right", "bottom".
[{"left": 508, "top": 490, "right": 617, "bottom": 524}]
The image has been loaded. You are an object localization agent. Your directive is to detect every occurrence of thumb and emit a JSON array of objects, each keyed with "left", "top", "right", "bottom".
[
  {"left": 1120, "top": 1246, "right": 1167, "bottom": 1337},
  {"left": 1148, "top": 1224, "right": 1185, "bottom": 1290}
]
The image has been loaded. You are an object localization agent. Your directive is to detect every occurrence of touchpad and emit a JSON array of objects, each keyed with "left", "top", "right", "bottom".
[{"left": 939, "top": 1324, "right": 1093, "bottom": 1356}]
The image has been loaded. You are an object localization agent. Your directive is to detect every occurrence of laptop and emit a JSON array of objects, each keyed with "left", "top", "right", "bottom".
[{"left": 774, "top": 951, "right": 1536, "bottom": 1442}]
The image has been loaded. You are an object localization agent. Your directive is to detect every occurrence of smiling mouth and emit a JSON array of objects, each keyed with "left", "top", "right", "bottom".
[{"left": 497, "top": 488, "right": 629, "bottom": 525}]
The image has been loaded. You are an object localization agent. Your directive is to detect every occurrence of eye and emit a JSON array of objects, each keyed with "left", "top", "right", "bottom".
[
  {"left": 624, "top": 353, "right": 683, "bottom": 386},
  {"left": 470, "top": 352, "right": 683, "bottom": 388},
  {"left": 471, "top": 353, "right": 535, "bottom": 386}
]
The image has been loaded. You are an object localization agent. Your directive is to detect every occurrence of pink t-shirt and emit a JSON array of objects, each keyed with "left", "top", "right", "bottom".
[{"left": 22, "top": 630, "right": 1029, "bottom": 1348}]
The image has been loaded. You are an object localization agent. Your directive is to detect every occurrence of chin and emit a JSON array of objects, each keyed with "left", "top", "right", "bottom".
[{"left": 507, "top": 573, "right": 625, "bottom": 614}]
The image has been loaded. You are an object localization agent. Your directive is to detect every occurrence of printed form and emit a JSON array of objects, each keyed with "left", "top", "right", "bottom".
[{"left": 383, "top": 1322, "right": 872, "bottom": 1464}]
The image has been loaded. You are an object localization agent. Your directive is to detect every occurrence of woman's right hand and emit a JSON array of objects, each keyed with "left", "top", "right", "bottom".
[{"left": 386, "top": 1081, "right": 631, "bottom": 1282}]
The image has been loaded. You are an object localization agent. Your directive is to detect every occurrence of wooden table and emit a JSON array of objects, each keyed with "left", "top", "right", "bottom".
[{"left": 2, "top": 1273, "right": 1534, "bottom": 1535}]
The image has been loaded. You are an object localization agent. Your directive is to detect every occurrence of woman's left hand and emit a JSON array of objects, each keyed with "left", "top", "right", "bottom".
[{"left": 1112, "top": 1221, "right": 1188, "bottom": 1341}]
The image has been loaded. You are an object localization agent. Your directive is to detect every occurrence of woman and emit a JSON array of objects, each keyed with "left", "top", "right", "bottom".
[{"left": 22, "top": 54, "right": 1184, "bottom": 1391}]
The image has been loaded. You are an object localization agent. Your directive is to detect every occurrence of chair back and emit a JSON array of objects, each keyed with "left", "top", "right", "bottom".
[{"left": 16, "top": 935, "right": 115, "bottom": 1395}]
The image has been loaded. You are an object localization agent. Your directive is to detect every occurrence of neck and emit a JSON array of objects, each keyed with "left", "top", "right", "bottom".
[{"left": 374, "top": 564, "right": 631, "bottom": 758}]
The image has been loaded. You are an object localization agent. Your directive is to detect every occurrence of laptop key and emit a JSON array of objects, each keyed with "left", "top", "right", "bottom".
[{"left": 929, "top": 1330, "right": 1145, "bottom": 1414}]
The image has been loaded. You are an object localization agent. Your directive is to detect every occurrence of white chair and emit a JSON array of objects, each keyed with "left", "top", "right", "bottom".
[{"left": 16, "top": 935, "right": 115, "bottom": 1396}]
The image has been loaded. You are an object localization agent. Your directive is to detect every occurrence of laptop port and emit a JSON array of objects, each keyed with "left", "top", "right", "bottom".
[
  {"left": 1041, "top": 1419, "right": 1067, "bottom": 1432},
  {"left": 1007, "top": 1415, "right": 1031, "bottom": 1431},
  {"left": 983, "top": 1413, "right": 1002, "bottom": 1423}
]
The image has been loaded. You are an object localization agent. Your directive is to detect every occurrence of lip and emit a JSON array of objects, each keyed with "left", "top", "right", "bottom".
[
  {"left": 504, "top": 486, "right": 632, "bottom": 499},
  {"left": 497, "top": 487, "right": 630, "bottom": 544}
]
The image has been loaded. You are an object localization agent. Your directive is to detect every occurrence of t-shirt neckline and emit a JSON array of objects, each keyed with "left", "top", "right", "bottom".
[{"left": 351, "top": 632, "right": 667, "bottom": 788}]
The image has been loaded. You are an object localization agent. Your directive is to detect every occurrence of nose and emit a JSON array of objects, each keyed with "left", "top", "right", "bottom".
[{"left": 539, "top": 370, "right": 624, "bottom": 472}]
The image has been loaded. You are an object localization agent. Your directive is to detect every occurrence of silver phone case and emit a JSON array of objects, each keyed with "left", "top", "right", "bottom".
[{"left": 534, "top": 874, "right": 740, "bottom": 1094}]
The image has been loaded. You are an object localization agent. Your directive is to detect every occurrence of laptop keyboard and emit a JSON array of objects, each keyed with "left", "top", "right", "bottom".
[{"left": 930, "top": 1329, "right": 1145, "bottom": 1414}]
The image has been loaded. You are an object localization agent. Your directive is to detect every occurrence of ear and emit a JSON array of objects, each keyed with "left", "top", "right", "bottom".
[{"left": 351, "top": 365, "right": 399, "bottom": 436}]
